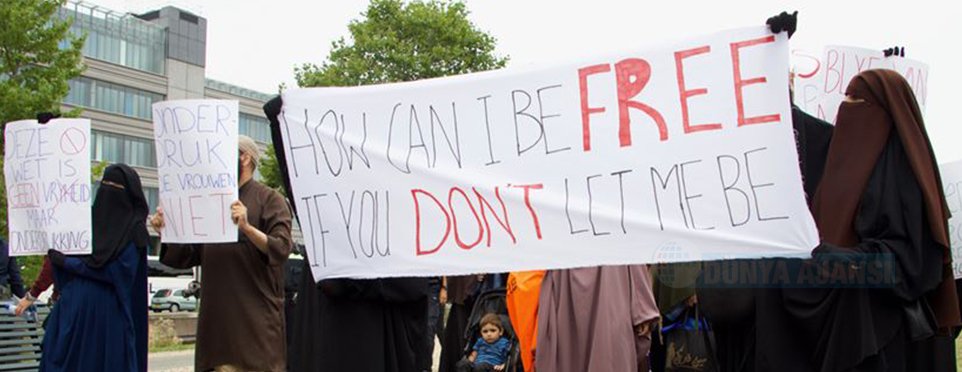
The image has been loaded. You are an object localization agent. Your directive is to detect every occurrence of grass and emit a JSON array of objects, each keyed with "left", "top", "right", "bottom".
[
  {"left": 149, "top": 342, "right": 194, "bottom": 354},
  {"left": 957, "top": 337, "right": 961, "bottom": 372}
]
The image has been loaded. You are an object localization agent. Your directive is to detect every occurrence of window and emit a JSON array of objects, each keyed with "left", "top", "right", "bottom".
[
  {"left": 65, "top": 77, "right": 164, "bottom": 120},
  {"left": 90, "top": 130, "right": 156, "bottom": 168},
  {"left": 239, "top": 113, "right": 272, "bottom": 144},
  {"left": 59, "top": 2, "right": 167, "bottom": 74},
  {"left": 144, "top": 187, "right": 159, "bottom": 213}
]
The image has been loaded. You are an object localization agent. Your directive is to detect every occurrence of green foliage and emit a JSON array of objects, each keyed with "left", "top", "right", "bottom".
[
  {"left": 295, "top": 0, "right": 507, "bottom": 87},
  {"left": 91, "top": 160, "right": 108, "bottom": 180},
  {"left": 0, "top": 0, "right": 86, "bottom": 238},
  {"left": 0, "top": 0, "right": 85, "bottom": 137},
  {"left": 17, "top": 254, "right": 44, "bottom": 289},
  {"left": 1, "top": 1, "right": 85, "bottom": 287},
  {"left": 259, "top": 144, "right": 285, "bottom": 195}
]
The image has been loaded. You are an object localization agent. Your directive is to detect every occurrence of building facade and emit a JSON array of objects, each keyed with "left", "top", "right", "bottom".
[{"left": 56, "top": 1, "right": 279, "bottom": 253}]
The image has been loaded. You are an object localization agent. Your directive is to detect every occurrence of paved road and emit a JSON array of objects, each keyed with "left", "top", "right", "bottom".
[
  {"left": 146, "top": 338, "right": 441, "bottom": 371},
  {"left": 148, "top": 349, "right": 193, "bottom": 372}
]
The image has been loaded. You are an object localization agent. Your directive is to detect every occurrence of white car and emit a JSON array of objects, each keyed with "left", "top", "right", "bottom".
[{"left": 150, "top": 288, "right": 197, "bottom": 312}]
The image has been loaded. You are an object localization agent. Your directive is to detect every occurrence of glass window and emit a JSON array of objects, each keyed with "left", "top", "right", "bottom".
[
  {"left": 64, "top": 77, "right": 163, "bottom": 120},
  {"left": 239, "top": 113, "right": 272, "bottom": 144},
  {"left": 58, "top": 2, "right": 167, "bottom": 74},
  {"left": 144, "top": 187, "right": 159, "bottom": 213},
  {"left": 90, "top": 130, "right": 156, "bottom": 168}
]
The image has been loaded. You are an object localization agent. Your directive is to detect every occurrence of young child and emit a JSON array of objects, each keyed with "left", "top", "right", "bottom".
[{"left": 457, "top": 313, "right": 512, "bottom": 372}]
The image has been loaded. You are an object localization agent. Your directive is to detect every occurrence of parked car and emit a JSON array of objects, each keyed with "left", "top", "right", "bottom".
[{"left": 150, "top": 288, "right": 197, "bottom": 312}]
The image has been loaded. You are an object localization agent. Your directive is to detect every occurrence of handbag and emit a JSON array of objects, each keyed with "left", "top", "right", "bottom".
[{"left": 662, "top": 305, "right": 718, "bottom": 372}]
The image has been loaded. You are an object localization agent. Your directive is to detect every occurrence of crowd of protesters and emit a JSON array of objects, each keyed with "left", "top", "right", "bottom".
[{"left": 1, "top": 11, "right": 958, "bottom": 372}]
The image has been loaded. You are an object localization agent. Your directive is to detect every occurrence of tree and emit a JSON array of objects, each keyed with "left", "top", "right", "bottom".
[
  {"left": 278, "top": 0, "right": 506, "bottom": 197},
  {"left": 260, "top": 144, "right": 285, "bottom": 196},
  {"left": 0, "top": 0, "right": 86, "bottom": 237},
  {"left": 295, "top": 0, "right": 507, "bottom": 87},
  {"left": 1, "top": 0, "right": 85, "bottom": 287}
]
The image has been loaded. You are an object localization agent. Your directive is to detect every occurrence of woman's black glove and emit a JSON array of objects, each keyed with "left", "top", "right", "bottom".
[
  {"left": 767, "top": 11, "right": 798, "bottom": 38},
  {"left": 36, "top": 112, "right": 61, "bottom": 124},
  {"left": 883, "top": 46, "right": 906, "bottom": 57}
]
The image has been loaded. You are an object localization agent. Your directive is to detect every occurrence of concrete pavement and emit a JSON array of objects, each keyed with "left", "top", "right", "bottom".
[{"left": 148, "top": 349, "right": 193, "bottom": 372}]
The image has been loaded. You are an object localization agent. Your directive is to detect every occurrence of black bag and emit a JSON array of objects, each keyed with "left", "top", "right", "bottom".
[{"left": 663, "top": 306, "right": 718, "bottom": 372}]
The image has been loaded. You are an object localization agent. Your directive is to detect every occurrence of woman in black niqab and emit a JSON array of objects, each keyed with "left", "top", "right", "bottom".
[
  {"left": 85, "top": 164, "right": 151, "bottom": 267},
  {"left": 40, "top": 164, "right": 150, "bottom": 372},
  {"left": 756, "top": 70, "right": 960, "bottom": 372}
]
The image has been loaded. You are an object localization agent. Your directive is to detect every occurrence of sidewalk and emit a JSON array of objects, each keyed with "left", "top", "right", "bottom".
[
  {"left": 148, "top": 349, "right": 194, "bottom": 372},
  {"left": 146, "top": 338, "right": 440, "bottom": 371}
]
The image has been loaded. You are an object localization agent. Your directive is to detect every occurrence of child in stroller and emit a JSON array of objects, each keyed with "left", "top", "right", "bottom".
[
  {"left": 458, "top": 313, "right": 511, "bottom": 371},
  {"left": 458, "top": 288, "right": 523, "bottom": 372}
]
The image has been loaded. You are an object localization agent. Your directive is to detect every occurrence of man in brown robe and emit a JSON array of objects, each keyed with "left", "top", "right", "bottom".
[
  {"left": 536, "top": 265, "right": 660, "bottom": 372},
  {"left": 151, "top": 135, "right": 293, "bottom": 372}
]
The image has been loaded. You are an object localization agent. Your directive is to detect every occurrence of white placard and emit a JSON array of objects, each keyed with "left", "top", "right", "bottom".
[
  {"left": 794, "top": 45, "right": 928, "bottom": 123},
  {"left": 152, "top": 100, "right": 239, "bottom": 243},
  {"left": 4, "top": 119, "right": 92, "bottom": 256},
  {"left": 791, "top": 48, "right": 823, "bottom": 112},
  {"left": 940, "top": 160, "right": 962, "bottom": 279},
  {"left": 279, "top": 27, "right": 820, "bottom": 280}
]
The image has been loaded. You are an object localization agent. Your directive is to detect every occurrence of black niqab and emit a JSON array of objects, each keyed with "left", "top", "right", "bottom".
[{"left": 83, "top": 164, "right": 150, "bottom": 268}]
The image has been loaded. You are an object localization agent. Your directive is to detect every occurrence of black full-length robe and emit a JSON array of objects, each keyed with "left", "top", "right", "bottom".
[
  {"left": 262, "top": 96, "right": 431, "bottom": 372},
  {"left": 756, "top": 134, "right": 951, "bottom": 372},
  {"left": 756, "top": 69, "right": 960, "bottom": 372},
  {"left": 288, "top": 264, "right": 429, "bottom": 372},
  {"left": 696, "top": 105, "right": 833, "bottom": 372}
]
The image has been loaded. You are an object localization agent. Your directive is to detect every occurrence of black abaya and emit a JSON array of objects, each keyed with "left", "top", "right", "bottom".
[
  {"left": 288, "top": 261, "right": 430, "bottom": 372},
  {"left": 695, "top": 105, "right": 833, "bottom": 372},
  {"left": 757, "top": 135, "right": 949, "bottom": 372}
]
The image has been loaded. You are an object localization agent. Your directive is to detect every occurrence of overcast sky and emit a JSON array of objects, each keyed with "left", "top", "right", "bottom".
[{"left": 86, "top": 0, "right": 958, "bottom": 161}]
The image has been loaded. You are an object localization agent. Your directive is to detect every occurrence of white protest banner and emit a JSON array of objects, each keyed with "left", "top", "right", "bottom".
[
  {"left": 795, "top": 45, "right": 928, "bottom": 123},
  {"left": 790, "top": 48, "right": 823, "bottom": 113},
  {"left": 4, "top": 119, "right": 92, "bottom": 256},
  {"left": 940, "top": 160, "right": 962, "bottom": 279},
  {"left": 279, "top": 26, "right": 820, "bottom": 280},
  {"left": 152, "top": 100, "right": 239, "bottom": 243}
]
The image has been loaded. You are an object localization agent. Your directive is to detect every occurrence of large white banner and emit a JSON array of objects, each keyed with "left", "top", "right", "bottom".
[
  {"left": 940, "top": 160, "right": 962, "bottom": 279},
  {"left": 279, "top": 27, "right": 820, "bottom": 280},
  {"left": 4, "top": 119, "right": 92, "bottom": 256},
  {"left": 794, "top": 45, "right": 929, "bottom": 123},
  {"left": 152, "top": 100, "right": 239, "bottom": 243}
]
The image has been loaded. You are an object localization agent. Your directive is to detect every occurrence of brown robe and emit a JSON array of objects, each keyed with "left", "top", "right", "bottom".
[
  {"left": 536, "top": 265, "right": 660, "bottom": 372},
  {"left": 161, "top": 180, "right": 292, "bottom": 371}
]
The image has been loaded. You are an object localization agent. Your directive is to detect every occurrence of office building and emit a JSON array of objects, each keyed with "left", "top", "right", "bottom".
[{"left": 57, "top": 1, "right": 281, "bottom": 252}]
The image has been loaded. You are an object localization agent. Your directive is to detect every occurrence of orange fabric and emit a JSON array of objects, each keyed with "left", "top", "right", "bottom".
[{"left": 506, "top": 271, "right": 545, "bottom": 372}]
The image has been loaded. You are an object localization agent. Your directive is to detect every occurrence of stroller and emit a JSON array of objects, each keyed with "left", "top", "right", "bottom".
[{"left": 460, "top": 287, "right": 523, "bottom": 372}]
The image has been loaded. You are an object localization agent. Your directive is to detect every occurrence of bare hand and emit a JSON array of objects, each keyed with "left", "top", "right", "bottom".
[
  {"left": 494, "top": 364, "right": 505, "bottom": 371},
  {"left": 686, "top": 294, "right": 698, "bottom": 307},
  {"left": 439, "top": 287, "right": 448, "bottom": 304},
  {"left": 15, "top": 297, "right": 34, "bottom": 316},
  {"left": 635, "top": 319, "right": 656, "bottom": 337},
  {"left": 149, "top": 207, "right": 165, "bottom": 232},
  {"left": 231, "top": 200, "right": 249, "bottom": 230}
]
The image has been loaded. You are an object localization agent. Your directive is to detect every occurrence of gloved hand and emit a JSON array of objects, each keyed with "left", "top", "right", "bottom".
[
  {"left": 813, "top": 241, "right": 855, "bottom": 255},
  {"left": 883, "top": 46, "right": 906, "bottom": 57},
  {"left": 48, "top": 249, "right": 66, "bottom": 268},
  {"left": 36, "top": 112, "right": 61, "bottom": 124},
  {"left": 263, "top": 95, "right": 283, "bottom": 120},
  {"left": 767, "top": 11, "right": 798, "bottom": 38}
]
